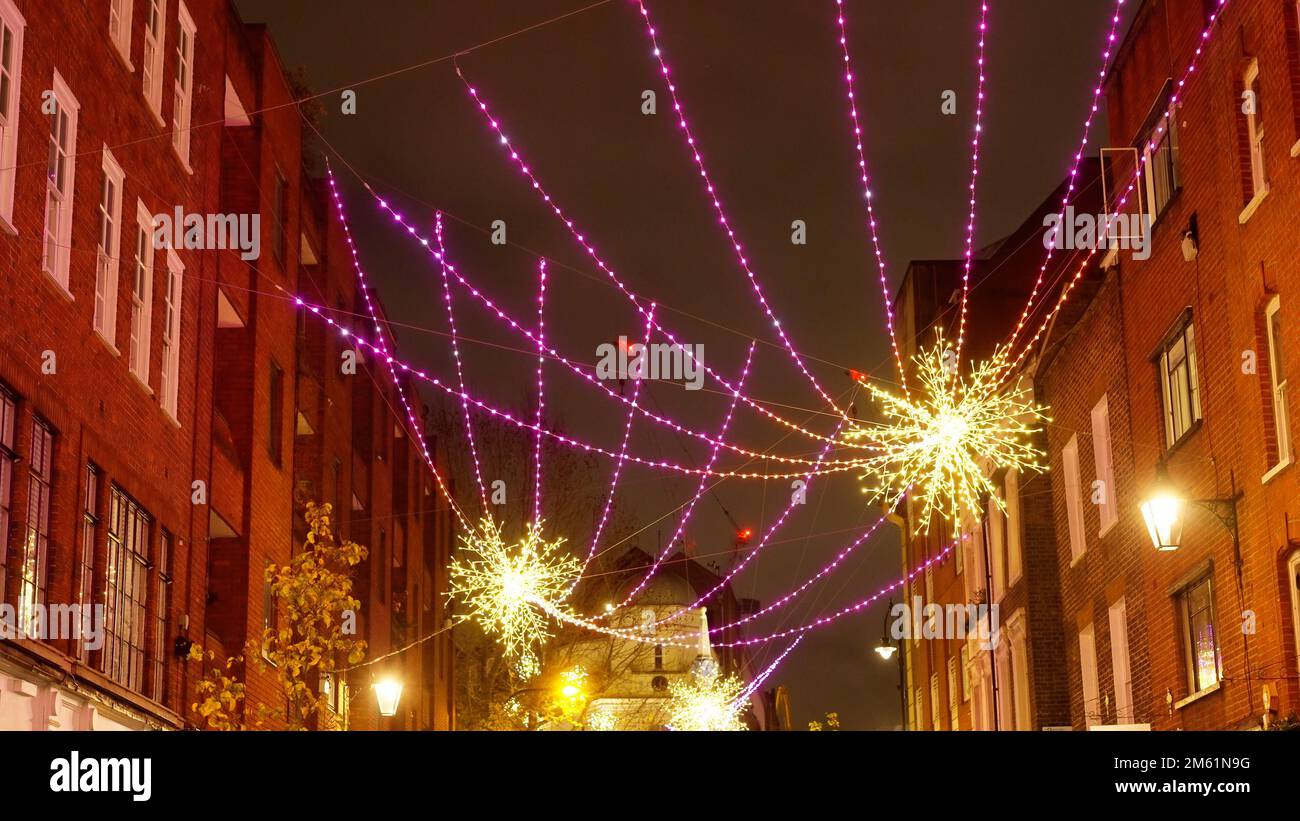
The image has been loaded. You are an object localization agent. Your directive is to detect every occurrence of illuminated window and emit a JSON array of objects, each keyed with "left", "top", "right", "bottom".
[
  {"left": 18, "top": 417, "right": 54, "bottom": 635},
  {"left": 76, "top": 464, "right": 100, "bottom": 661},
  {"left": 1178, "top": 574, "right": 1220, "bottom": 695},
  {"left": 103, "top": 486, "right": 150, "bottom": 692},
  {"left": 1156, "top": 316, "right": 1202, "bottom": 448}
]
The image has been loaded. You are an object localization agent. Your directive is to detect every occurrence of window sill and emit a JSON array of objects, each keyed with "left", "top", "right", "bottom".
[
  {"left": 39, "top": 267, "right": 74, "bottom": 301},
  {"left": 1261, "top": 456, "right": 1292, "bottom": 485},
  {"left": 1238, "top": 186, "right": 1269, "bottom": 224},
  {"left": 1174, "top": 681, "right": 1221, "bottom": 710},
  {"left": 163, "top": 408, "right": 181, "bottom": 429},
  {"left": 1070, "top": 550, "right": 1086, "bottom": 569},
  {"left": 129, "top": 370, "right": 154, "bottom": 396},
  {"left": 1098, "top": 518, "right": 1118, "bottom": 540},
  {"left": 147, "top": 105, "right": 166, "bottom": 130},
  {"left": 1291, "top": 138, "right": 1300, "bottom": 159},
  {"left": 171, "top": 144, "right": 194, "bottom": 175},
  {"left": 112, "top": 45, "right": 134, "bottom": 74},
  {"left": 0, "top": 214, "right": 16, "bottom": 237},
  {"left": 94, "top": 329, "right": 120, "bottom": 356}
]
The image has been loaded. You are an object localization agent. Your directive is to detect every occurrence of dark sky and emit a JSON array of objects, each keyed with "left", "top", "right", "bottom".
[{"left": 235, "top": 0, "right": 1133, "bottom": 729}]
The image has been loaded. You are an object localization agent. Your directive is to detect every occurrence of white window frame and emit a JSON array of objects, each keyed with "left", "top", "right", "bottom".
[
  {"left": 109, "top": 0, "right": 134, "bottom": 68},
  {"left": 1078, "top": 622, "right": 1100, "bottom": 728},
  {"left": 41, "top": 71, "right": 79, "bottom": 292},
  {"left": 129, "top": 199, "right": 155, "bottom": 387},
  {"left": 141, "top": 0, "right": 166, "bottom": 121},
  {"left": 95, "top": 148, "right": 125, "bottom": 349},
  {"left": 1005, "top": 469, "right": 1022, "bottom": 585},
  {"left": 171, "top": 2, "right": 195, "bottom": 167},
  {"left": 1288, "top": 551, "right": 1300, "bottom": 683},
  {"left": 1244, "top": 59, "right": 1267, "bottom": 203},
  {"left": 1264, "top": 296, "right": 1290, "bottom": 475},
  {"left": 1158, "top": 319, "right": 1202, "bottom": 448},
  {"left": 929, "top": 672, "right": 942, "bottom": 730},
  {"left": 987, "top": 493, "right": 1005, "bottom": 602},
  {"left": 1108, "top": 597, "right": 1134, "bottom": 724},
  {"left": 1141, "top": 107, "right": 1179, "bottom": 225},
  {"left": 1063, "top": 435, "right": 1086, "bottom": 563},
  {"left": 0, "top": 0, "right": 25, "bottom": 230},
  {"left": 1009, "top": 613, "right": 1031, "bottom": 730},
  {"left": 1091, "top": 394, "right": 1118, "bottom": 536},
  {"left": 160, "top": 247, "right": 183, "bottom": 420},
  {"left": 947, "top": 656, "right": 960, "bottom": 730}
]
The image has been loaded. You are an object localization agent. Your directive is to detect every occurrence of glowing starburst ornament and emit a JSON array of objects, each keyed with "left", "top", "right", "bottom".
[
  {"left": 664, "top": 669, "right": 748, "bottom": 732},
  {"left": 847, "top": 335, "right": 1049, "bottom": 535},
  {"left": 447, "top": 517, "right": 580, "bottom": 673}
]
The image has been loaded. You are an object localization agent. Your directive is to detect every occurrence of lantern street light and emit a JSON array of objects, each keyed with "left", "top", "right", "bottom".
[
  {"left": 374, "top": 677, "right": 403, "bottom": 717},
  {"left": 1139, "top": 469, "right": 1242, "bottom": 557},
  {"left": 872, "top": 598, "right": 906, "bottom": 730}
]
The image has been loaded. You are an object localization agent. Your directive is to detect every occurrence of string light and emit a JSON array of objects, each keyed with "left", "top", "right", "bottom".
[
  {"left": 447, "top": 517, "right": 581, "bottom": 674},
  {"left": 294, "top": 293, "right": 863, "bottom": 480},
  {"left": 833, "top": 0, "right": 907, "bottom": 397},
  {"left": 366, "top": 189, "right": 872, "bottom": 465},
  {"left": 1003, "top": 0, "right": 1125, "bottom": 355},
  {"left": 953, "top": 1, "right": 990, "bottom": 367},
  {"left": 847, "top": 335, "right": 1048, "bottom": 534},
  {"left": 532, "top": 258, "right": 548, "bottom": 522},
  {"left": 633, "top": 0, "right": 853, "bottom": 424},
  {"left": 615, "top": 341, "right": 756, "bottom": 608},
  {"left": 665, "top": 669, "right": 748, "bottom": 731}
]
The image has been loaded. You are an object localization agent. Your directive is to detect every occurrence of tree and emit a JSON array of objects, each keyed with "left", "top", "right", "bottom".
[{"left": 190, "top": 502, "right": 367, "bottom": 730}]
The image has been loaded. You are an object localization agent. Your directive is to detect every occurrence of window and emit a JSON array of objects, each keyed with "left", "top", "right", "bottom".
[
  {"left": 160, "top": 248, "right": 183, "bottom": 419},
  {"left": 1178, "top": 574, "right": 1220, "bottom": 695},
  {"left": 987, "top": 492, "right": 1005, "bottom": 601},
  {"left": 129, "top": 200, "right": 154, "bottom": 383},
  {"left": 1157, "top": 318, "right": 1202, "bottom": 448},
  {"left": 947, "top": 656, "right": 960, "bottom": 730},
  {"left": 41, "top": 72, "right": 79, "bottom": 290},
  {"left": 76, "top": 464, "right": 99, "bottom": 660},
  {"left": 95, "top": 149, "right": 125, "bottom": 346},
  {"left": 1078, "top": 623, "right": 1100, "bottom": 727},
  {"left": 653, "top": 644, "right": 663, "bottom": 671},
  {"left": 1091, "top": 395, "right": 1117, "bottom": 535},
  {"left": 1005, "top": 470, "right": 1022, "bottom": 584},
  {"left": 150, "top": 530, "right": 171, "bottom": 702},
  {"left": 377, "top": 529, "right": 388, "bottom": 604},
  {"left": 1010, "top": 621, "right": 1031, "bottom": 730},
  {"left": 1140, "top": 102, "right": 1180, "bottom": 224},
  {"left": 141, "top": 0, "right": 166, "bottom": 118},
  {"left": 1243, "top": 59, "right": 1267, "bottom": 204},
  {"left": 914, "top": 685, "right": 925, "bottom": 730},
  {"left": 109, "top": 0, "right": 133, "bottom": 65},
  {"left": 103, "top": 487, "right": 150, "bottom": 692},
  {"left": 0, "top": 1, "right": 25, "bottom": 226},
  {"left": 271, "top": 167, "right": 286, "bottom": 263},
  {"left": 1108, "top": 597, "right": 1133, "bottom": 724},
  {"left": 0, "top": 386, "right": 14, "bottom": 594},
  {"left": 1062, "top": 435, "right": 1086, "bottom": 562},
  {"left": 959, "top": 645, "right": 971, "bottom": 701},
  {"left": 171, "top": 3, "right": 195, "bottom": 165},
  {"left": 268, "top": 360, "right": 284, "bottom": 465},
  {"left": 17, "top": 417, "right": 53, "bottom": 636},
  {"left": 1264, "top": 296, "right": 1290, "bottom": 470},
  {"left": 930, "top": 672, "right": 942, "bottom": 730},
  {"left": 1288, "top": 552, "right": 1300, "bottom": 683}
]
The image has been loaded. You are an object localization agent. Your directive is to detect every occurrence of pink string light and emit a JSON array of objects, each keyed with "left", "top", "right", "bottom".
[
  {"left": 532, "top": 258, "right": 548, "bottom": 523},
  {"left": 633, "top": 0, "right": 852, "bottom": 423},
  {"left": 434, "top": 211, "right": 490, "bottom": 513},
  {"left": 569, "top": 304, "right": 658, "bottom": 595},
  {"left": 365, "top": 187, "right": 869, "bottom": 467},
  {"left": 1003, "top": 0, "right": 1125, "bottom": 356},
  {"left": 737, "top": 635, "right": 804, "bottom": 704},
  {"left": 1001, "top": 0, "right": 1230, "bottom": 377},
  {"left": 324, "top": 165, "right": 471, "bottom": 531},
  {"left": 615, "top": 340, "right": 757, "bottom": 608},
  {"left": 292, "top": 293, "right": 857, "bottom": 480},
  {"left": 953, "top": 1, "right": 990, "bottom": 368},
  {"left": 833, "top": 0, "right": 908, "bottom": 398},
  {"left": 540, "top": 539, "right": 958, "bottom": 649}
]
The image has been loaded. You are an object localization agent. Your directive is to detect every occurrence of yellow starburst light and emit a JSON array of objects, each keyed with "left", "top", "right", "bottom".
[
  {"left": 447, "top": 517, "right": 580, "bottom": 672},
  {"left": 664, "top": 670, "right": 749, "bottom": 732},
  {"left": 846, "top": 335, "right": 1049, "bottom": 534}
]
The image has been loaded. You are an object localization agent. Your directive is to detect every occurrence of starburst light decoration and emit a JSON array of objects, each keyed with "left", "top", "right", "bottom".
[
  {"left": 664, "top": 668, "right": 749, "bottom": 732},
  {"left": 846, "top": 334, "right": 1049, "bottom": 535},
  {"left": 447, "top": 517, "right": 580, "bottom": 674}
]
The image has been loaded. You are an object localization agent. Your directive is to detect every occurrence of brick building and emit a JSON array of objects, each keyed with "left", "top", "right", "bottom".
[{"left": 0, "top": 0, "right": 453, "bottom": 731}]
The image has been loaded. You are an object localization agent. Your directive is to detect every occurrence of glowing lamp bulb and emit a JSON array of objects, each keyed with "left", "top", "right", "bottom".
[{"left": 374, "top": 677, "right": 403, "bottom": 717}]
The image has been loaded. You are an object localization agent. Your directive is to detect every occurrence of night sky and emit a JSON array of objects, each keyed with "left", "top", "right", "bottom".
[{"left": 235, "top": 0, "right": 1134, "bottom": 729}]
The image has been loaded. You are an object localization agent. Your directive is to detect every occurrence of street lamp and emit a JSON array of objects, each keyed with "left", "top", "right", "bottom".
[
  {"left": 1139, "top": 470, "right": 1241, "bottom": 555},
  {"left": 374, "top": 677, "right": 403, "bottom": 717},
  {"left": 873, "top": 598, "right": 906, "bottom": 730},
  {"left": 873, "top": 642, "right": 897, "bottom": 661}
]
